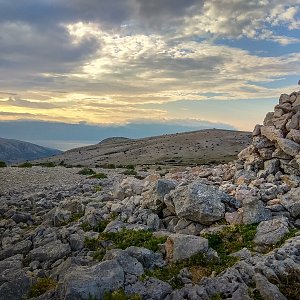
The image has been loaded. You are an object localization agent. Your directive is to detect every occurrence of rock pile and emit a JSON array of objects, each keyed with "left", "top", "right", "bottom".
[
  {"left": 1, "top": 90, "right": 300, "bottom": 300},
  {"left": 239, "top": 91, "right": 300, "bottom": 176}
]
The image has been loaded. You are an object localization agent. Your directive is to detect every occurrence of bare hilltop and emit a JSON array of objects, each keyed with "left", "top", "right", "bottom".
[{"left": 37, "top": 129, "right": 251, "bottom": 167}]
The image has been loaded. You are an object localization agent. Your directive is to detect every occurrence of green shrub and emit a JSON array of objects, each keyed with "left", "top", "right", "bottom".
[
  {"left": 125, "top": 164, "right": 135, "bottom": 170},
  {"left": 84, "top": 237, "right": 100, "bottom": 251},
  {"left": 0, "top": 161, "right": 7, "bottom": 168},
  {"left": 39, "top": 162, "right": 56, "bottom": 167},
  {"left": 19, "top": 162, "right": 32, "bottom": 168},
  {"left": 143, "top": 251, "right": 237, "bottom": 289},
  {"left": 78, "top": 167, "right": 96, "bottom": 175},
  {"left": 68, "top": 212, "right": 84, "bottom": 223},
  {"left": 81, "top": 218, "right": 112, "bottom": 233},
  {"left": 204, "top": 224, "right": 258, "bottom": 256},
  {"left": 102, "top": 164, "right": 116, "bottom": 169},
  {"left": 90, "top": 173, "right": 108, "bottom": 179},
  {"left": 123, "top": 170, "right": 137, "bottom": 176},
  {"left": 104, "top": 289, "right": 141, "bottom": 300},
  {"left": 28, "top": 278, "right": 57, "bottom": 298},
  {"left": 100, "top": 229, "right": 166, "bottom": 252}
]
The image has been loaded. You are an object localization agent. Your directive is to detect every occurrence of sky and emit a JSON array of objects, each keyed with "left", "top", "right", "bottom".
[{"left": 0, "top": 0, "right": 300, "bottom": 149}]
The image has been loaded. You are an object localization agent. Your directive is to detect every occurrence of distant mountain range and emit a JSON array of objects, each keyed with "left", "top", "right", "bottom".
[
  {"left": 36, "top": 129, "right": 252, "bottom": 167},
  {"left": 0, "top": 138, "right": 62, "bottom": 164}
]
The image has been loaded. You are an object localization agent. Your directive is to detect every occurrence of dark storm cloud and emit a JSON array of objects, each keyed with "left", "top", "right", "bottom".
[{"left": 0, "top": 0, "right": 134, "bottom": 27}]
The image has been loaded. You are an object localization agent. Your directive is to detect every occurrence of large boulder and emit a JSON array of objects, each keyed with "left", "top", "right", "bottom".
[
  {"left": 165, "top": 233, "right": 208, "bottom": 262},
  {"left": 30, "top": 240, "right": 71, "bottom": 263},
  {"left": 242, "top": 198, "right": 272, "bottom": 224},
  {"left": 277, "top": 138, "right": 300, "bottom": 157},
  {"left": 171, "top": 182, "right": 230, "bottom": 225},
  {"left": 57, "top": 260, "right": 124, "bottom": 300},
  {"left": 254, "top": 217, "right": 289, "bottom": 249}
]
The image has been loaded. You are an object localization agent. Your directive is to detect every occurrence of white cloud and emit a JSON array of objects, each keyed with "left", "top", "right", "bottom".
[{"left": 181, "top": 0, "right": 300, "bottom": 44}]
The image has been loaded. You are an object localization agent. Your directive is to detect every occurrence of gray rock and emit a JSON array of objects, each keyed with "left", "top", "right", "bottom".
[
  {"left": 125, "top": 246, "right": 165, "bottom": 269},
  {"left": 103, "top": 249, "right": 144, "bottom": 276},
  {"left": 69, "top": 234, "right": 84, "bottom": 251},
  {"left": 0, "top": 269, "right": 31, "bottom": 300},
  {"left": 165, "top": 233, "right": 208, "bottom": 261},
  {"left": 0, "top": 239, "right": 32, "bottom": 260},
  {"left": 172, "top": 182, "right": 227, "bottom": 225},
  {"left": 242, "top": 198, "right": 272, "bottom": 224},
  {"left": 53, "top": 209, "right": 72, "bottom": 227},
  {"left": 125, "top": 278, "right": 172, "bottom": 300},
  {"left": 261, "top": 126, "right": 283, "bottom": 142},
  {"left": 11, "top": 212, "right": 32, "bottom": 223},
  {"left": 263, "top": 112, "right": 275, "bottom": 126},
  {"left": 252, "top": 124, "right": 261, "bottom": 136},
  {"left": 157, "top": 179, "right": 177, "bottom": 200},
  {"left": 286, "top": 129, "right": 300, "bottom": 143},
  {"left": 281, "top": 187, "right": 300, "bottom": 217},
  {"left": 57, "top": 260, "right": 124, "bottom": 300},
  {"left": 254, "top": 217, "right": 289, "bottom": 248},
  {"left": 254, "top": 274, "right": 287, "bottom": 300},
  {"left": 264, "top": 159, "right": 280, "bottom": 175},
  {"left": 253, "top": 136, "right": 274, "bottom": 149},
  {"left": 286, "top": 111, "right": 300, "bottom": 131},
  {"left": 277, "top": 138, "right": 300, "bottom": 157},
  {"left": 279, "top": 94, "right": 290, "bottom": 104},
  {"left": 30, "top": 240, "right": 71, "bottom": 263}
]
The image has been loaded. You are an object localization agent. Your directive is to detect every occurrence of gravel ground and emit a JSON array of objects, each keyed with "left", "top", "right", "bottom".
[{"left": 0, "top": 166, "right": 83, "bottom": 195}]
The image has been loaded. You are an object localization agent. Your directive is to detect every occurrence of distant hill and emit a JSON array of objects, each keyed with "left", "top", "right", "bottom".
[
  {"left": 0, "top": 138, "right": 62, "bottom": 164},
  {"left": 36, "top": 129, "right": 252, "bottom": 167}
]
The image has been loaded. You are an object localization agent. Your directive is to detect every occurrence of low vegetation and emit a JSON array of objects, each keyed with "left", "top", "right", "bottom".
[
  {"left": 78, "top": 167, "right": 96, "bottom": 175},
  {"left": 28, "top": 278, "right": 57, "bottom": 298},
  {"left": 100, "top": 229, "right": 167, "bottom": 252},
  {"left": 38, "top": 162, "right": 56, "bottom": 167},
  {"left": 144, "top": 225, "right": 258, "bottom": 288},
  {"left": 89, "top": 173, "right": 108, "bottom": 179},
  {"left": 123, "top": 169, "right": 137, "bottom": 176},
  {"left": 83, "top": 229, "right": 166, "bottom": 263},
  {"left": 19, "top": 162, "right": 33, "bottom": 168},
  {"left": 103, "top": 289, "right": 141, "bottom": 300},
  {"left": 0, "top": 161, "right": 7, "bottom": 167},
  {"left": 204, "top": 224, "right": 258, "bottom": 256}
]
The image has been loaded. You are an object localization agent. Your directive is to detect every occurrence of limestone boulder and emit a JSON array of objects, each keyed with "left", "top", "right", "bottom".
[{"left": 171, "top": 182, "right": 229, "bottom": 225}]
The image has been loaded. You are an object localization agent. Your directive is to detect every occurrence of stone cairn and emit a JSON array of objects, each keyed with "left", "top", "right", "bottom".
[{"left": 239, "top": 90, "right": 300, "bottom": 177}]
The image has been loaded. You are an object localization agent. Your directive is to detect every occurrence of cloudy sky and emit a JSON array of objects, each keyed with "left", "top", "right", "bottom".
[{"left": 0, "top": 0, "right": 300, "bottom": 149}]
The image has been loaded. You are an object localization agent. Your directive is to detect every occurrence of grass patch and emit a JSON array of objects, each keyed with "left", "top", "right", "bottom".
[
  {"left": 84, "top": 237, "right": 100, "bottom": 251},
  {"left": 275, "top": 271, "right": 300, "bottom": 300},
  {"left": 204, "top": 224, "right": 258, "bottom": 256},
  {"left": 19, "top": 162, "right": 32, "bottom": 168},
  {"left": 69, "top": 212, "right": 84, "bottom": 223},
  {"left": 38, "top": 162, "right": 56, "bottom": 167},
  {"left": 125, "top": 164, "right": 135, "bottom": 170},
  {"left": 100, "top": 229, "right": 166, "bottom": 252},
  {"left": 104, "top": 289, "right": 141, "bottom": 300},
  {"left": 0, "top": 161, "right": 7, "bottom": 167},
  {"left": 101, "top": 164, "right": 116, "bottom": 169},
  {"left": 142, "top": 251, "right": 237, "bottom": 289},
  {"left": 275, "top": 228, "right": 298, "bottom": 248},
  {"left": 28, "top": 278, "right": 57, "bottom": 298},
  {"left": 78, "top": 167, "right": 96, "bottom": 175},
  {"left": 89, "top": 173, "right": 108, "bottom": 179},
  {"left": 123, "top": 169, "right": 137, "bottom": 176},
  {"left": 81, "top": 219, "right": 110, "bottom": 233}
]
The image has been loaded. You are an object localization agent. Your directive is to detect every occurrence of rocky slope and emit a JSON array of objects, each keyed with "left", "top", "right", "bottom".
[
  {"left": 1, "top": 91, "right": 300, "bottom": 300},
  {"left": 35, "top": 129, "right": 251, "bottom": 167},
  {"left": 0, "top": 138, "right": 62, "bottom": 164}
]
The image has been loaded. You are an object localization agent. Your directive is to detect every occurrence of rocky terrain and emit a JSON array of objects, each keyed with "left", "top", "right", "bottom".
[
  {"left": 0, "top": 138, "right": 61, "bottom": 164},
  {"left": 1, "top": 91, "right": 300, "bottom": 300},
  {"left": 35, "top": 129, "right": 251, "bottom": 167}
]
